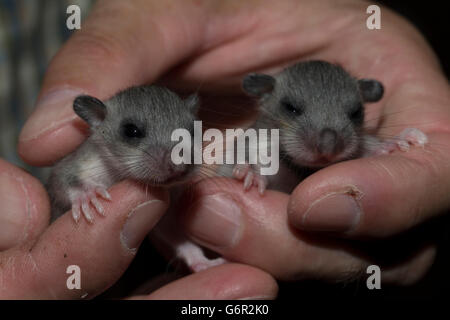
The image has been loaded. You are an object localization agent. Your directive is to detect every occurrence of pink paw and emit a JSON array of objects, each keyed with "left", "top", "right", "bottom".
[
  {"left": 375, "top": 128, "right": 428, "bottom": 155},
  {"left": 191, "top": 257, "right": 227, "bottom": 273},
  {"left": 232, "top": 164, "right": 268, "bottom": 195},
  {"left": 70, "top": 187, "right": 111, "bottom": 223},
  {"left": 176, "top": 242, "right": 227, "bottom": 273}
]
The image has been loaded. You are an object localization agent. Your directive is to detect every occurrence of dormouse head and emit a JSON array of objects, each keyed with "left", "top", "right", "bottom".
[
  {"left": 73, "top": 85, "right": 199, "bottom": 185},
  {"left": 242, "top": 60, "right": 384, "bottom": 167}
]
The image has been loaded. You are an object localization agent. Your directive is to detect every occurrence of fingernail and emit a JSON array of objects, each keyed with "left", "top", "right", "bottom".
[
  {"left": 19, "top": 88, "right": 84, "bottom": 142},
  {"left": 186, "top": 194, "right": 243, "bottom": 249},
  {"left": 121, "top": 200, "right": 167, "bottom": 251},
  {"left": 300, "top": 193, "right": 361, "bottom": 232},
  {"left": 0, "top": 174, "right": 29, "bottom": 250}
]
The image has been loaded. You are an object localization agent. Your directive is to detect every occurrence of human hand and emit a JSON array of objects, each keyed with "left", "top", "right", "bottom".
[
  {"left": 0, "top": 158, "right": 277, "bottom": 299},
  {"left": 173, "top": 1, "right": 450, "bottom": 284},
  {"left": 17, "top": 0, "right": 450, "bottom": 285}
]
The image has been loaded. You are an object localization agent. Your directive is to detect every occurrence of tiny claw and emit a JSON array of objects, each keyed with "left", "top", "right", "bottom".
[
  {"left": 243, "top": 171, "right": 254, "bottom": 190},
  {"left": 232, "top": 164, "right": 250, "bottom": 180},
  {"left": 255, "top": 174, "right": 268, "bottom": 195},
  {"left": 96, "top": 187, "right": 111, "bottom": 201},
  {"left": 399, "top": 128, "right": 428, "bottom": 147},
  {"left": 397, "top": 140, "right": 410, "bottom": 151},
  {"left": 258, "top": 180, "right": 267, "bottom": 195},
  {"left": 72, "top": 203, "right": 81, "bottom": 223},
  {"left": 81, "top": 200, "right": 94, "bottom": 223},
  {"left": 90, "top": 196, "right": 105, "bottom": 216}
]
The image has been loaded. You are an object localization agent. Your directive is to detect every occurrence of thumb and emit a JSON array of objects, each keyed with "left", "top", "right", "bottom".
[
  {"left": 0, "top": 181, "right": 168, "bottom": 299},
  {"left": 18, "top": 0, "right": 206, "bottom": 166},
  {"left": 288, "top": 131, "right": 450, "bottom": 237}
]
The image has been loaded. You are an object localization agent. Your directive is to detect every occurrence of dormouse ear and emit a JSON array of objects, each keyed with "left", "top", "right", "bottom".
[
  {"left": 73, "top": 95, "right": 107, "bottom": 127},
  {"left": 242, "top": 73, "right": 275, "bottom": 97},
  {"left": 358, "top": 79, "right": 384, "bottom": 102},
  {"left": 185, "top": 94, "right": 199, "bottom": 114}
]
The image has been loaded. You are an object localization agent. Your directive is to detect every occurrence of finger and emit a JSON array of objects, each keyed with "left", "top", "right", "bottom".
[
  {"left": 0, "top": 158, "right": 50, "bottom": 251},
  {"left": 288, "top": 131, "right": 450, "bottom": 238},
  {"left": 179, "top": 178, "right": 371, "bottom": 281},
  {"left": 18, "top": 0, "right": 207, "bottom": 166},
  {"left": 381, "top": 244, "right": 436, "bottom": 285},
  {"left": 131, "top": 264, "right": 278, "bottom": 300},
  {"left": 0, "top": 181, "right": 168, "bottom": 299},
  {"left": 179, "top": 179, "right": 436, "bottom": 284}
]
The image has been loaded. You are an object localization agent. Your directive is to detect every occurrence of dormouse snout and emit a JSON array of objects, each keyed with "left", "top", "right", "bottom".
[
  {"left": 152, "top": 147, "right": 191, "bottom": 183},
  {"left": 317, "top": 128, "right": 344, "bottom": 157}
]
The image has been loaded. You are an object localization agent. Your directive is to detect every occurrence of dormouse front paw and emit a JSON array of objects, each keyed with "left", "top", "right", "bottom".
[
  {"left": 69, "top": 186, "right": 112, "bottom": 223},
  {"left": 232, "top": 163, "right": 268, "bottom": 195},
  {"left": 374, "top": 128, "right": 428, "bottom": 155}
]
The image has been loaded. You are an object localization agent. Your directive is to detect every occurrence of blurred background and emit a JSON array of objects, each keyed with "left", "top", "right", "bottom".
[
  {"left": 0, "top": 0, "right": 93, "bottom": 181},
  {"left": 0, "top": 0, "right": 448, "bottom": 299}
]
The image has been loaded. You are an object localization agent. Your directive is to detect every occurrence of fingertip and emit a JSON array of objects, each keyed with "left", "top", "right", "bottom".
[
  {"left": 19, "top": 88, "right": 83, "bottom": 142},
  {"left": 21, "top": 181, "right": 169, "bottom": 299},
  {"left": 289, "top": 180, "right": 363, "bottom": 234},
  {"left": 183, "top": 191, "right": 244, "bottom": 250},
  {"left": 287, "top": 160, "right": 379, "bottom": 235},
  {"left": 180, "top": 178, "right": 314, "bottom": 279},
  {"left": 288, "top": 150, "right": 447, "bottom": 237},
  {"left": 147, "top": 263, "right": 278, "bottom": 300},
  {"left": 19, "top": 122, "right": 89, "bottom": 170},
  {"left": 17, "top": 88, "right": 90, "bottom": 166},
  {"left": 120, "top": 198, "right": 169, "bottom": 251},
  {"left": 179, "top": 178, "right": 288, "bottom": 253}
]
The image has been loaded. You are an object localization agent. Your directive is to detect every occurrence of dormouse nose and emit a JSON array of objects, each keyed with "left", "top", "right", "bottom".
[
  {"left": 157, "top": 148, "right": 187, "bottom": 177},
  {"left": 317, "top": 128, "right": 342, "bottom": 156}
]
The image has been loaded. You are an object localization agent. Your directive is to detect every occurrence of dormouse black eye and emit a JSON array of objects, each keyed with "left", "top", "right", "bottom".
[
  {"left": 349, "top": 104, "right": 364, "bottom": 123},
  {"left": 281, "top": 100, "right": 302, "bottom": 116},
  {"left": 122, "top": 123, "right": 145, "bottom": 139}
]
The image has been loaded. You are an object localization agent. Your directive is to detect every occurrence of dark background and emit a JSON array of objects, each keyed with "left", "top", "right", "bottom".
[{"left": 379, "top": 0, "right": 449, "bottom": 78}]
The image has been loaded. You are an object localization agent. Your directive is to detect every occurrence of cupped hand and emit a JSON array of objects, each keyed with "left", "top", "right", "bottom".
[
  {"left": 17, "top": 0, "right": 450, "bottom": 285},
  {"left": 0, "top": 158, "right": 277, "bottom": 299}
]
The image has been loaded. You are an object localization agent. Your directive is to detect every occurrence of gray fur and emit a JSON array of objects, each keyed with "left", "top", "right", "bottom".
[
  {"left": 242, "top": 61, "right": 384, "bottom": 170},
  {"left": 47, "top": 85, "right": 199, "bottom": 218},
  {"left": 242, "top": 74, "right": 276, "bottom": 96},
  {"left": 73, "top": 95, "right": 107, "bottom": 127},
  {"left": 358, "top": 79, "right": 384, "bottom": 102}
]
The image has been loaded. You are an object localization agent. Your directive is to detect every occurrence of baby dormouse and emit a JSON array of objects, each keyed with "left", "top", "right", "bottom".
[
  {"left": 47, "top": 85, "right": 199, "bottom": 222},
  {"left": 233, "top": 61, "right": 427, "bottom": 193}
]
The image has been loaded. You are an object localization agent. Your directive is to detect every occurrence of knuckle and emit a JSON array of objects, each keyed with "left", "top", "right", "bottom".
[{"left": 69, "top": 31, "right": 127, "bottom": 67}]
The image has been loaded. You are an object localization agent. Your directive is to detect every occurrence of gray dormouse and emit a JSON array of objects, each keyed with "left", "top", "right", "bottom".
[
  {"left": 47, "top": 85, "right": 199, "bottom": 222},
  {"left": 233, "top": 60, "right": 428, "bottom": 193},
  {"left": 47, "top": 85, "right": 226, "bottom": 272}
]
